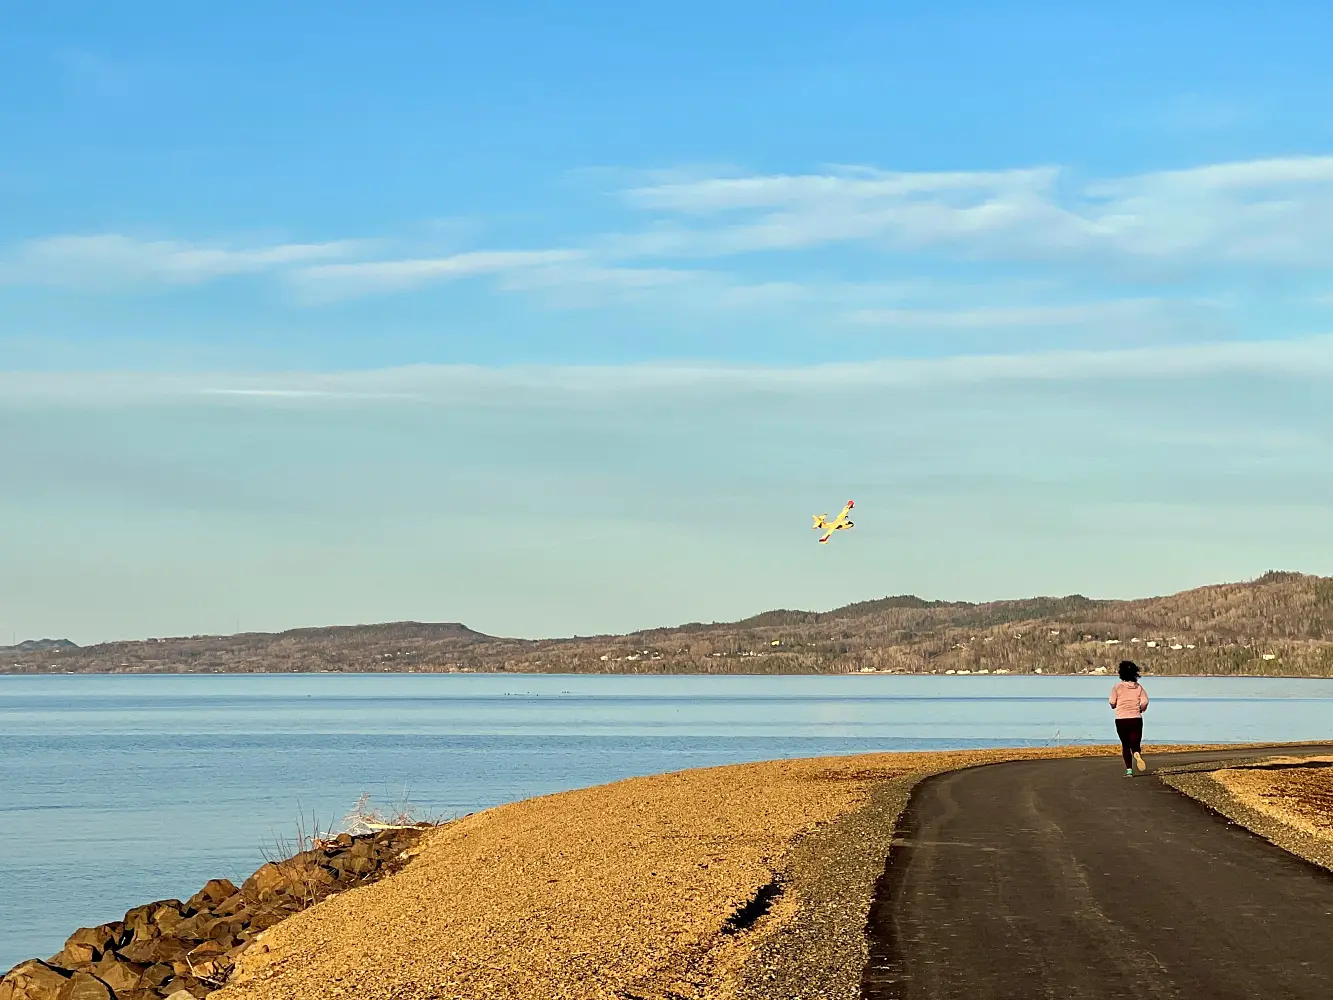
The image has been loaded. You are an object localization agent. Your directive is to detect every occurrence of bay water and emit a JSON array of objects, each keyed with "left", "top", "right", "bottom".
[{"left": 3, "top": 672, "right": 1331, "bottom": 970}]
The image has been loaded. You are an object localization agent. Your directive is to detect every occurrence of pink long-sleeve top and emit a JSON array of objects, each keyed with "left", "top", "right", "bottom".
[{"left": 1109, "top": 681, "right": 1148, "bottom": 719}]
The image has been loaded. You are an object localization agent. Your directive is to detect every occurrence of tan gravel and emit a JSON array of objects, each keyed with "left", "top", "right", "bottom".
[
  {"left": 1212, "top": 758, "right": 1333, "bottom": 839},
  {"left": 217, "top": 748, "right": 1136, "bottom": 1000}
]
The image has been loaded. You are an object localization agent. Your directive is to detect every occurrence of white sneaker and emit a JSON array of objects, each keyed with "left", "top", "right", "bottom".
[{"left": 1133, "top": 751, "right": 1147, "bottom": 772}]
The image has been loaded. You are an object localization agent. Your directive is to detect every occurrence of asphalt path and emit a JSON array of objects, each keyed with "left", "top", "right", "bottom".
[{"left": 863, "top": 746, "right": 1333, "bottom": 1000}]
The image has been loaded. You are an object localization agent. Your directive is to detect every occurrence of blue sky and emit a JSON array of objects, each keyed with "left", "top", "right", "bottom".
[{"left": 3, "top": 2, "right": 1333, "bottom": 643}]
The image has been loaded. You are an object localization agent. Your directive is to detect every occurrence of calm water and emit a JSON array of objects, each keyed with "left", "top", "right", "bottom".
[{"left": 2, "top": 672, "right": 1331, "bottom": 969}]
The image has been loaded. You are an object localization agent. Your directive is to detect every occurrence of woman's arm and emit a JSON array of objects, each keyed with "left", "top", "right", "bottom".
[{"left": 1139, "top": 687, "right": 1148, "bottom": 712}]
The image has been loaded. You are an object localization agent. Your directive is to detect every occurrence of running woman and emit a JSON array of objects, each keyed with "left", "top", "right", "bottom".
[{"left": 1109, "top": 660, "right": 1148, "bottom": 776}]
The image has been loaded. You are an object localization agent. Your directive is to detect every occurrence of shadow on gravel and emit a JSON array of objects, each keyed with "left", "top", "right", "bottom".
[{"left": 723, "top": 880, "right": 784, "bottom": 934}]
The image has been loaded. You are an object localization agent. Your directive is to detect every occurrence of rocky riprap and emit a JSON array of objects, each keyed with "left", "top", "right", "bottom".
[{"left": 1, "top": 827, "right": 429, "bottom": 1000}]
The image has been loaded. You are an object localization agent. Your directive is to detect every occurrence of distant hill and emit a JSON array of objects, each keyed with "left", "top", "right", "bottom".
[
  {"left": 3, "top": 622, "right": 489, "bottom": 674},
  {"left": 1, "top": 638, "right": 79, "bottom": 654},
  {"left": 6, "top": 572, "right": 1333, "bottom": 677}
]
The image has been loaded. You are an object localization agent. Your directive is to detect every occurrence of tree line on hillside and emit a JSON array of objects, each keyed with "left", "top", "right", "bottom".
[{"left": 6, "top": 571, "right": 1333, "bottom": 677}]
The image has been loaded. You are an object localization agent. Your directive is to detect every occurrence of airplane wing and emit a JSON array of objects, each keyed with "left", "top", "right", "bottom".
[{"left": 830, "top": 500, "right": 855, "bottom": 528}]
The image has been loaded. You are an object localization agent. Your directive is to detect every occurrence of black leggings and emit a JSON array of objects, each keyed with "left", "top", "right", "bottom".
[{"left": 1115, "top": 718, "right": 1143, "bottom": 768}]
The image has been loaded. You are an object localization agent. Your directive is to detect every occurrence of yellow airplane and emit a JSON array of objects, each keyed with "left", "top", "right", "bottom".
[{"left": 812, "top": 500, "right": 855, "bottom": 544}]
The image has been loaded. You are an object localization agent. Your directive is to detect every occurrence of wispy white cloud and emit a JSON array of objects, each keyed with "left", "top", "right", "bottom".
[
  {"left": 614, "top": 165, "right": 1076, "bottom": 257},
  {"left": 494, "top": 262, "right": 695, "bottom": 293},
  {"left": 290, "top": 249, "right": 586, "bottom": 300},
  {"left": 625, "top": 166, "right": 1058, "bottom": 214},
  {"left": 0, "top": 234, "right": 364, "bottom": 288},
  {"left": 198, "top": 388, "right": 419, "bottom": 400},
  {"left": 5, "top": 334, "right": 1331, "bottom": 407},
  {"left": 292, "top": 251, "right": 815, "bottom": 309},
  {"left": 10, "top": 155, "right": 1333, "bottom": 314},
  {"left": 619, "top": 156, "right": 1333, "bottom": 265},
  {"left": 843, "top": 298, "right": 1169, "bottom": 329},
  {"left": 493, "top": 262, "right": 812, "bottom": 310}
]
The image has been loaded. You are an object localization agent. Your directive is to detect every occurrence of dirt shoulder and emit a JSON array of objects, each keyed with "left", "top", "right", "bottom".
[
  {"left": 214, "top": 747, "right": 1127, "bottom": 1000},
  {"left": 1162, "top": 755, "right": 1333, "bottom": 872}
]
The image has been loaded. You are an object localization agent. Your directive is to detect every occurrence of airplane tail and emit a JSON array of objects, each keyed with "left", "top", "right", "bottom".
[{"left": 812, "top": 514, "right": 829, "bottom": 530}]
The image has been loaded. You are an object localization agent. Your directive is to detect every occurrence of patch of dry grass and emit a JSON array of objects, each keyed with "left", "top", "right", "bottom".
[{"left": 1213, "top": 759, "right": 1333, "bottom": 840}]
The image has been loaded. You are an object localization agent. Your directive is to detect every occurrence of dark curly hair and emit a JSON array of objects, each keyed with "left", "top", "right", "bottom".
[{"left": 1118, "top": 660, "right": 1141, "bottom": 682}]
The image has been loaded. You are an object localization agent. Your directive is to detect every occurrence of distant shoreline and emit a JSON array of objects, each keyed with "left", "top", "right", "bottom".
[
  {"left": 9, "top": 570, "right": 1333, "bottom": 678},
  {"left": 4, "top": 668, "right": 1332, "bottom": 679}
]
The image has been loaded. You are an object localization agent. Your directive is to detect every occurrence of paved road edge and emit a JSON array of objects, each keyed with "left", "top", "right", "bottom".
[{"left": 1161, "top": 766, "right": 1333, "bottom": 873}]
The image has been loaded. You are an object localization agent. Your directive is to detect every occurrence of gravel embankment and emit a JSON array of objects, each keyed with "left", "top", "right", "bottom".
[
  {"left": 216, "top": 747, "right": 1132, "bottom": 1000},
  {"left": 12, "top": 743, "right": 1270, "bottom": 1000}
]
